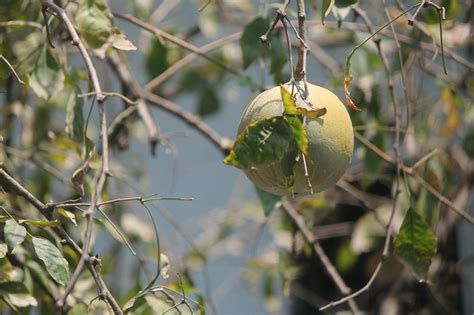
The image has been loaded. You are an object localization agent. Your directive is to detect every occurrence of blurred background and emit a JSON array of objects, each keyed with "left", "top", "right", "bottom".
[{"left": 1, "top": 0, "right": 473, "bottom": 314}]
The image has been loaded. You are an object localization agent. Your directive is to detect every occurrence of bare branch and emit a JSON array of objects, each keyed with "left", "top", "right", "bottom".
[
  {"left": 40, "top": 0, "right": 111, "bottom": 308},
  {"left": 0, "top": 168, "right": 122, "bottom": 314},
  {"left": 294, "top": 0, "right": 308, "bottom": 83},
  {"left": 113, "top": 12, "right": 238, "bottom": 76},
  {"left": 0, "top": 54, "right": 24, "bottom": 85},
  {"left": 280, "top": 200, "right": 361, "bottom": 314},
  {"left": 107, "top": 53, "right": 232, "bottom": 155},
  {"left": 145, "top": 32, "right": 241, "bottom": 91}
]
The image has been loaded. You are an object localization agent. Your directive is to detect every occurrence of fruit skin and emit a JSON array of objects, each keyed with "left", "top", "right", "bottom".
[{"left": 238, "top": 82, "right": 354, "bottom": 196}]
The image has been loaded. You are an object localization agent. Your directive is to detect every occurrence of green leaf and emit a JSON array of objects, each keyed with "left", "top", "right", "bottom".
[
  {"left": 269, "top": 36, "right": 288, "bottom": 84},
  {"left": 280, "top": 85, "right": 299, "bottom": 115},
  {"left": 322, "top": 0, "right": 335, "bottom": 24},
  {"left": 255, "top": 186, "right": 281, "bottom": 216},
  {"left": 75, "top": 0, "right": 113, "bottom": 49},
  {"left": 0, "top": 282, "right": 38, "bottom": 308},
  {"left": 65, "top": 88, "right": 85, "bottom": 143},
  {"left": 32, "top": 237, "right": 69, "bottom": 286},
  {"left": 4, "top": 219, "right": 26, "bottom": 251},
  {"left": 394, "top": 208, "right": 437, "bottom": 280},
  {"left": 197, "top": 84, "right": 220, "bottom": 117},
  {"left": 25, "top": 260, "right": 59, "bottom": 299},
  {"left": 29, "top": 47, "right": 65, "bottom": 99},
  {"left": 0, "top": 243, "right": 7, "bottom": 258},
  {"left": 463, "top": 127, "right": 474, "bottom": 160},
  {"left": 240, "top": 17, "right": 268, "bottom": 68},
  {"left": 279, "top": 85, "right": 309, "bottom": 154},
  {"left": 18, "top": 219, "right": 61, "bottom": 227},
  {"left": 224, "top": 116, "right": 292, "bottom": 169},
  {"left": 145, "top": 37, "right": 170, "bottom": 80},
  {"left": 280, "top": 141, "right": 299, "bottom": 193},
  {"left": 335, "top": 0, "right": 358, "bottom": 8},
  {"left": 285, "top": 115, "right": 308, "bottom": 155}
]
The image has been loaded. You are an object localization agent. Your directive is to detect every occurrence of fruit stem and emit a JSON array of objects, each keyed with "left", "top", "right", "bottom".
[{"left": 294, "top": 0, "right": 308, "bottom": 96}]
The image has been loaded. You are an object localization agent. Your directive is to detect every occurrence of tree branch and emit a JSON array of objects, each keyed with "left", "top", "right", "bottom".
[
  {"left": 0, "top": 168, "right": 123, "bottom": 314},
  {"left": 107, "top": 53, "right": 232, "bottom": 156},
  {"left": 40, "top": 1, "right": 111, "bottom": 308},
  {"left": 281, "top": 200, "right": 361, "bottom": 314}
]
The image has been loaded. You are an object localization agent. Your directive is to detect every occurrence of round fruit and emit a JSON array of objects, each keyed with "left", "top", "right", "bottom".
[{"left": 238, "top": 82, "right": 354, "bottom": 196}]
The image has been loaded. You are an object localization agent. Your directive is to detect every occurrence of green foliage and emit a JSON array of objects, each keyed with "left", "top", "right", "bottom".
[
  {"left": 420, "top": 0, "right": 458, "bottom": 24},
  {"left": 179, "top": 68, "right": 221, "bottom": 117},
  {"left": 335, "top": 0, "right": 358, "bottom": 8},
  {"left": 464, "top": 128, "right": 474, "bottom": 159},
  {"left": 4, "top": 219, "right": 26, "bottom": 252},
  {"left": 0, "top": 0, "right": 471, "bottom": 314},
  {"left": 240, "top": 17, "right": 268, "bottom": 69},
  {"left": 145, "top": 38, "right": 172, "bottom": 79},
  {"left": 65, "top": 88, "right": 85, "bottom": 143},
  {"left": 394, "top": 208, "right": 437, "bottom": 280},
  {"left": 224, "top": 116, "right": 292, "bottom": 169},
  {"left": 280, "top": 85, "right": 308, "bottom": 154},
  {"left": 28, "top": 46, "right": 65, "bottom": 100},
  {"left": 255, "top": 187, "right": 281, "bottom": 216},
  {"left": 280, "top": 141, "right": 299, "bottom": 193},
  {"left": 32, "top": 237, "right": 69, "bottom": 286},
  {"left": 240, "top": 17, "right": 289, "bottom": 84},
  {"left": 0, "top": 281, "right": 37, "bottom": 308},
  {"left": 75, "top": 0, "right": 113, "bottom": 49},
  {"left": 322, "top": 0, "right": 335, "bottom": 24}
]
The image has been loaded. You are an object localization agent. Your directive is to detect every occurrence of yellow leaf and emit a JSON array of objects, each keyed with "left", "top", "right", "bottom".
[
  {"left": 297, "top": 106, "right": 327, "bottom": 118},
  {"left": 280, "top": 85, "right": 299, "bottom": 115}
]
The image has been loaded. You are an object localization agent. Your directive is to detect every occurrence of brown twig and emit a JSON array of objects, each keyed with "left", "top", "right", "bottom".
[
  {"left": 113, "top": 12, "right": 238, "bottom": 76},
  {"left": 78, "top": 91, "right": 138, "bottom": 105},
  {"left": 40, "top": 0, "right": 111, "bottom": 308},
  {"left": 322, "top": 7, "right": 404, "bottom": 310},
  {"left": 40, "top": 5, "right": 55, "bottom": 48},
  {"left": 0, "top": 168, "right": 123, "bottom": 314},
  {"left": 145, "top": 32, "right": 241, "bottom": 91},
  {"left": 304, "top": 20, "right": 474, "bottom": 71},
  {"left": 281, "top": 200, "right": 361, "bottom": 314},
  {"left": 259, "top": 0, "right": 291, "bottom": 45},
  {"left": 0, "top": 54, "right": 24, "bottom": 85},
  {"left": 107, "top": 53, "right": 232, "bottom": 156},
  {"left": 294, "top": 0, "right": 308, "bottom": 83},
  {"left": 354, "top": 132, "right": 474, "bottom": 225}
]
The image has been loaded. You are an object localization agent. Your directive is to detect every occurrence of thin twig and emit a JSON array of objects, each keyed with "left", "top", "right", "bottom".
[
  {"left": 383, "top": 1, "right": 411, "bottom": 144},
  {"left": 0, "top": 168, "right": 122, "bottom": 314},
  {"left": 113, "top": 12, "right": 238, "bottom": 76},
  {"left": 0, "top": 55, "right": 24, "bottom": 84},
  {"left": 40, "top": 5, "right": 55, "bottom": 48},
  {"left": 106, "top": 53, "right": 163, "bottom": 154},
  {"left": 145, "top": 32, "right": 241, "bottom": 91},
  {"left": 54, "top": 195, "right": 193, "bottom": 208},
  {"left": 323, "top": 6, "right": 404, "bottom": 310},
  {"left": 79, "top": 92, "right": 138, "bottom": 105},
  {"left": 281, "top": 200, "right": 361, "bottom": 314},
  {"left": 40, "top": 1, "right": 111, "bottom": 309},
  {"left": 294, "top": 0, "right": 308, "bottom": 83},
  {"left": 354, "top": 132, "right": 474, "bottom": 224},
  {"left": 107, "top": 53, "right": 232, "bottom": 155}
]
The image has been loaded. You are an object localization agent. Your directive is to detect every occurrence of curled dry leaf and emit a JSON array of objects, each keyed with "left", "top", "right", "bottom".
[{"left": 344, "top": 78, "right": 362, "bottom": 112}]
